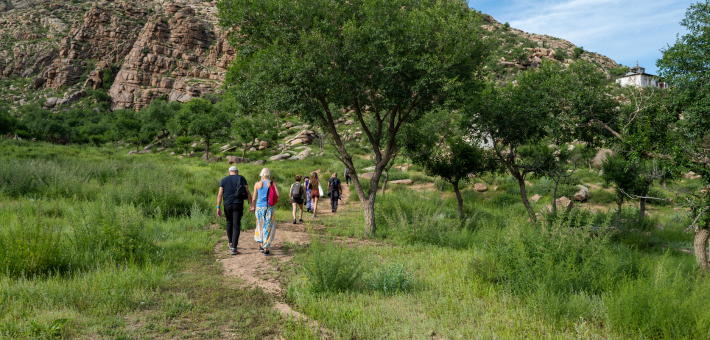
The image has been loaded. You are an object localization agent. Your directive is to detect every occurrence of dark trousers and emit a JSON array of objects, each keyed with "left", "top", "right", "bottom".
[
  {"left": 345, "top": 175, "right": 351, "bottom": 185},
  {"left": 330, "top": 196, "right": 339, "bottom": 212},
  {"left": 225, "top": 203, "right": 244, "bottom": 248}
]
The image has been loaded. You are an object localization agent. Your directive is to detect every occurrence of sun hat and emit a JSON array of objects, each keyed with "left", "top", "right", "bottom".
[{"left": 228, "top": 166, "right": 238, "bottom": 172}]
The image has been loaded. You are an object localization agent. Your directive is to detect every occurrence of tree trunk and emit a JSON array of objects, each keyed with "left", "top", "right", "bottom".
[
  {"left": 511, "top": 168, "right": 536, "bottom": 222},
  {"left": 639, "top": 198, "right": 647, "bottom": 221},
  {"left": 552, "top": 175, "right": 561, "bottom": 214},
  {"left": 616, "top": 197, "right": 623, "bottom": 226},
  {"left": 205, "top": 138, "right": 209, "bottom": 157},
  {"left": 453, "top": 181, "right": 464, "bottom": 223},
  {"left": 136, "top": 136, "right": 139, "bottom": 152},
  {"left": 381, "top": 170, "right": 389, "bottom": 197},
  {"left": 350, "top": 168, "right": 383, "bottom": 236},
  {"left": 363, "top": 197, "right": 376, "bottom": 236},
  {"left": 694, "top": 228, "right": 710, "bottom": 270},
  {"left": 242, "top": 145, "right": 248, "bottom": 159}
]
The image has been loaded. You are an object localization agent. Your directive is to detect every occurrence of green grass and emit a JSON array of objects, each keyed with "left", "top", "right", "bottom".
[{"left": 3, "top": 139, "right": 708, "bottom": 339}]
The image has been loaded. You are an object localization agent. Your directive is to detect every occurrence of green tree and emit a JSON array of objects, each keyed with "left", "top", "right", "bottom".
[
  {"left": 232, "top": 112, "right": 277, "bottom": 159},
  {"left": 657, "top": 1, "right": 710, "bottom": 268},
  {"left": 573, "top": 46, "right": 584, "bottom": 59},
  {"left": 218, "top": 0, "right": 489, "bottom": 235},
  {"left": 139, "top": 99, "right": 179, "bottom": 142},
  {"left": 0, "top": 109, "right": 18, "bottom": 137},
  {"left": 102, "top": 68, "right": 115, "bottom": 90},
  {"left": 115, "top": 109, "right": 143, "bottom": 152},
  {"left": 180, "top": 98, "right": 232, "bottom": 158}
]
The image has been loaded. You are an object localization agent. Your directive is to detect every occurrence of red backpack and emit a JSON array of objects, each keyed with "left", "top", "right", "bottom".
[{"left": 267, "top": 181, "right": 278, "bottom": 207}]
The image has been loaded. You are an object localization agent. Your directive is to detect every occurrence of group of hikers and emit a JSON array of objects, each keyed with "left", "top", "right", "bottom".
[{"left": 217, "top": 166, "right": 349, "bottom": 256}]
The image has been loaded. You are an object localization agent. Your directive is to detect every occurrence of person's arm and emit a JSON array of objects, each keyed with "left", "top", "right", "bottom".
[
  {"left": 217, "top": 187, "right": 224, "bottom": 217},
  {"left": 289, "top": 184, "right": 293, "bottom": 200},
  {"left": 274, "top": 182, "right": 281, "bottom": 198},
  {"left": 251, "top": 183, "right": 259, "bottom": 210}
]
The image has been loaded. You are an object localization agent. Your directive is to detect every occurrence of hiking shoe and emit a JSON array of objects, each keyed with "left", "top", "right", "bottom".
[
  {"left": 228, "top": 243, "right": 234, "bottom": 250},
  {"left": 231, "top": 249, "right": 239, "bottom": 255},
  {"left": 263, "top": 250, "right": 271, "bottom": 256},
  {"left": 259, "top": 246, "right": 264, "bottom": 252},
  {"left": 299, "top": 219, "right": 304, "bottom": 223},
  {"left": 313, "top": 214, "right": 317, "bottom": 218},
  {"left": 293, "top": 219, "right": 297, "bottom": 224}
]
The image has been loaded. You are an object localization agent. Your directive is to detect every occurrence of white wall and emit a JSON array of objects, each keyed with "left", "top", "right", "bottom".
[{"left": 615, "top": 74, "right": 665, "bottom": 88}]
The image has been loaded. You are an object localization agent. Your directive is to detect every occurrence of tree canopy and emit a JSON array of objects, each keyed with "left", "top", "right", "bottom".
[{"left": 218, "top": 0, "right": 490, "bottom": 235}]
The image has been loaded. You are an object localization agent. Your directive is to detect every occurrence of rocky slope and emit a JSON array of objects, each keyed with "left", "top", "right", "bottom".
[
  {"left": 0, "top": 0, "right": 233, "bottom": 111},
  {"left": 0, "top": 2, "right": 620, "bottom": 112}
]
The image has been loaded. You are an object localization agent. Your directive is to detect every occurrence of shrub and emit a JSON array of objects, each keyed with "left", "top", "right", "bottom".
[
  {"left": 573, "top": 46, "right": 584, "bottom": 59},
  {"left": 588, "top": 190, "right": 616, "bottom": 204},
  {"left": 366, "top": 262, "right": 413, "bottom": 295},
  {"left": 434, "top": 178, "right": 452, "bottom": 191},
  {"left": 301, "top": 241, "right": 364, "bottom": 293}
]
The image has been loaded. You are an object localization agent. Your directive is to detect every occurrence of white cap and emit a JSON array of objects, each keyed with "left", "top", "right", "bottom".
[{"left": 228, "top": 166, "right": 238, "bottom": 172}]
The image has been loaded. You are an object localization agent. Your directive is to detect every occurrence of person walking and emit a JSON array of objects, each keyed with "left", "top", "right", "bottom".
[
  {"left": 344, "top": 167, "right": 352, "bottom": 185},
  {"left": 217, "top": 166, "right": 253, "bottom": 255},
  {"left": 290, "top": 175, "right": 305, "bottom": 224},
  {"left": 309, "top": 171, "right": 320, "bottom": 218},
  {"left": 304, "top": 175, "right": 313, "bottom": 213},
  {"left": 327, "top": 172, "right": 343, "bottom": 213},
  {"left": 251, "top": 168, "right": 280, "bottom": 255}
]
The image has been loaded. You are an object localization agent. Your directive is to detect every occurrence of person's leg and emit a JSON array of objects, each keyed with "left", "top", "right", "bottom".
[
  {"left": 331, "top": 197, "right": 337, "bottom": 212},
  {"left": 254, "top": 206, "right": 264, "bottom": 244},
  {"left": 298, "top": 203, "right": 304, "bottom": 220},
  {"left": 232, "top": 203, "right": 243, "bottom": 250},
  {"left": 225, "top": 204, "right": 235, "bottom": 249},
  {"left": 313, "top": 196, "right": 319, "bottom": 216},
  {"left": 292, "top": 202, "right": 297, "bottom": 221},
  {"left": 262, "top": 207, "right": 276, "bottom": 253}
]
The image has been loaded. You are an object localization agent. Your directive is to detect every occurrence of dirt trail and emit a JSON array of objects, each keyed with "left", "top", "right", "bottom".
[{"left": 215, "top": 179, "right": 358, "bottom": 338}]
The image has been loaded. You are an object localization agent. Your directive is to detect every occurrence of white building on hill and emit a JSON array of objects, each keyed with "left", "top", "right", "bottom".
[{"left": 615, "top": 63, "right": 667, "bottom": 89}]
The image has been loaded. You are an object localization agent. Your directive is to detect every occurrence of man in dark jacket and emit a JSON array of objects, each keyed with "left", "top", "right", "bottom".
[
  {"left": 327, "top": 172, "right": 343, "bottom": 213},
  {"left": 217, "top": 166, "right": 253, "bottom": 255}
]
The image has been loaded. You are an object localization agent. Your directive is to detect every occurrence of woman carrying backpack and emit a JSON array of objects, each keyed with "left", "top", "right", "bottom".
[
  {"left": 290, "top": 175, "right": 305, "bottom": 224},
  {"left": 251, "top": 168, "right": 280, "bottom": 255},
  {"left": 308, "top": 171, "right": 321, "bottom": 218}
]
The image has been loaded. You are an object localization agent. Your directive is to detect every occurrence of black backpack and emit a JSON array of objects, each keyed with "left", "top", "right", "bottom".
[
  {"left": 234, "top": 175, "right": 248, "bottom": 200},
  {"left": 291, "top": 183, "right": 302, "bottom": 199}
]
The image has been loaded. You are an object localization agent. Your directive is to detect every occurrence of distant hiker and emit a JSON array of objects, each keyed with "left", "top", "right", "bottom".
[
  {"left": 251, "top": 168, "right": 280, "bottom": 256},
  {"left": 217, "top": 166, "right": 253, "bottom": 255},
  {"left": 290, "top": 174, "right": 305, "bottom": 224},
  {"left": 328, "top": 172, "right": 343, "bottom": 213},
  {"left": 344, "top": 167, "right": 352, "bottom": 185},
  {"left": 304, "top": 175, "right": 313, "bottom": 213},
  {"left": 309, "top": 171, "right": 321, "bottom": 218}
]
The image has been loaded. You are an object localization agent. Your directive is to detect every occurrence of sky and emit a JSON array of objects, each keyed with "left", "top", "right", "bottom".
[{"left": 468, "top": 0, "right": 692, "bottom": 75}]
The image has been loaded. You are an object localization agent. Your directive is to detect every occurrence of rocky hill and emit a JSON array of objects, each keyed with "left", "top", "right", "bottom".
[
  {"left": 0, "top": 1, "right": 623, "bottom": 113},
  {"left": 0, "top": 0, "right": 233, "bottom": 112}
]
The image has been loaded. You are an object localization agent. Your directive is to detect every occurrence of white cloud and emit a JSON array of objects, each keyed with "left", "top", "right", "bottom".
[{"left": 492, "top": 0, "right": 689, "bottom": 73}]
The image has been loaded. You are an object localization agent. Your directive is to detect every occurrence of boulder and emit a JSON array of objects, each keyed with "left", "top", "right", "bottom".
[
  {"left": 221, "top": 144, "right": 237, "bottom": 152},
  {"left": 363, "top": 166, "right": 376, "bottom": 171},
  {"left": 142, "top": 143, "right": 159, "bottom": 151},
  {"left": 227, "top": 156, "right": 249, "bottom": 164},
  {"left": 591, "top": 148, "right": 613, "bottom": 169},
  {"left": 201, "top": 152, "right": 214, "bottom": 161},
  {"left": 207, "top": 156, "right": 223, "bottom": 163},
  {"left": 269, "top": 153, "right": 291, "bottom": 161},
  {"left": 44, "top": 97, "right": 59, "bottom": 108},
  {"left": 127, "top": 150, "right": 137, "bottom": 155},
  {"left": 530, "top": 194, "right": 542, "bottom": 203},
  {"left": 344, "top": 120, "right": 355, "bottom": 125},
  {"left": 252, "top": 160, "right": 266, "bottom": 166},
  {"left": 556, "top": 197, "right": 574, "bottom": 212},
  {"left": 474, "top": 183, "right": 488, "bottom": 192},
  {"left": 170, "top": 152, "right": 176, "bottom": 156},
  {"left": 137, "top": 149, "right": 151, "bottom": 154},
  {"left": 294, "top": 148, "right": 311, "bottom": 160},
  {"left": 573, "top": 185, "right": 589, "bottom": 201},
  {"left": 361, "top": 172, "right": 374, "bottom": 180},
  {"left": 390, "top": 179, "right": 413, "bottom": 185},
  {"left": 682, "top": 171, "right": 702, "bottom": 180}
]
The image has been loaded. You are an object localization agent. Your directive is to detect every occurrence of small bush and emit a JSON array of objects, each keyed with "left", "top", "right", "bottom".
[
  {"left": 366, "top": 262, "right": 413, "bottom": 295},
  {"left": 588, "top": 190, "right": 617, "bottom": 204},
  {"left": 301, "top": 241, "right": 364, "bottom": 294},
  {"left": 434, "top": 178, "right": 452, "bottom": 191}
]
